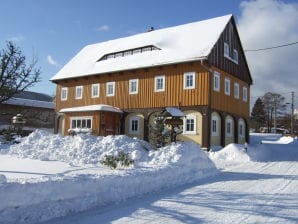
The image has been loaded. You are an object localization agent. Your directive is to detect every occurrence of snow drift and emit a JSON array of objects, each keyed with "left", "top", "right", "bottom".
[{"left": 0, "top": 130, "right": 218, "bottom": 224}]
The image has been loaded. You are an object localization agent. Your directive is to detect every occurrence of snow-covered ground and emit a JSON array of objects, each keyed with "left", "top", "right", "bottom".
[{"left": 0, "top": 131, "right": 297, "bottom": 223}]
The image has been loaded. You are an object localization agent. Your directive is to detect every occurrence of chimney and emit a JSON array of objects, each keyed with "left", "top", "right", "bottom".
[{"left": 147, "top": 27, "right": 154, "bottom": 32}]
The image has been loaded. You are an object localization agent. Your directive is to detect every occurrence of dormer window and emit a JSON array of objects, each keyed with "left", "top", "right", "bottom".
[{"left": 98, "top": 45, "right": 160, "bottom": 62}]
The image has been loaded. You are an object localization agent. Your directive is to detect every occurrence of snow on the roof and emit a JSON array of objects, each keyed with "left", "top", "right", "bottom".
[
  {"left": 59, "top": 104, "right": 123, "bottom": 113},
  {"left": 51, "top": 14, "right": 232, "bottom": 81},
  {"left": 4, "top": 97, "right": 54, "bottom": 109},
  {"left": 166, "top": 107, "right": 185, "bottom": 117}
]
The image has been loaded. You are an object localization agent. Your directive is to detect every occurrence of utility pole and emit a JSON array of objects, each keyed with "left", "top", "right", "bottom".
[
  {"left": 273, "top": 95, "right": 277, "bottom": 133},
  {"left": 290, "top": 91, "right": 294, "bottom": 135}
]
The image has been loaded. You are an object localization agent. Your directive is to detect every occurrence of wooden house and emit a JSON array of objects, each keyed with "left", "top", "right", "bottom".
[{"left": 51, "top": 14, "right": 252, "bottom": 149}]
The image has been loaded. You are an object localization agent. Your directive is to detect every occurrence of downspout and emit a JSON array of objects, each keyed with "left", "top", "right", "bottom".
[{"left": 200, "top": 58, "right": 213, "bottom": 150}]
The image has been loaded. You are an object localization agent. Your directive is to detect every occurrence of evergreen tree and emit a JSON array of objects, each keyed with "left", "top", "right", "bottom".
[
  {"left": 149, "top": 112, "right": 170, "bottom": 148},
  {"left": 251, "top": 98, "right": 266, "bottom": 132}
]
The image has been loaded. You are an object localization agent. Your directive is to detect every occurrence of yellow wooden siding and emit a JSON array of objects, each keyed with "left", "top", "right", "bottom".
[
  {"left": 211, "top": 67, "right": 250, "bottom": 118},
  {"left": 55, "top": 63, "right": 210, "bottom": 112}
]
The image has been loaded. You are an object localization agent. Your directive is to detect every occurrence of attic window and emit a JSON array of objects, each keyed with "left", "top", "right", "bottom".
[{"left": 98, "top": 45, "right": 160, "bottom": 62}]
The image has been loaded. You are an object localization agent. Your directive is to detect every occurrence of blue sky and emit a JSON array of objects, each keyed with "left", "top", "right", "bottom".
[{"left": 0, "top": 0, "right": 297, "bottom": 104}]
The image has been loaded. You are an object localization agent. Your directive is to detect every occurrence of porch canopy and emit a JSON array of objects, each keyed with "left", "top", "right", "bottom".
[
  {"left": 165, "top": 107, "right": 184, "bottom": 117},
  {"left": 59, "top": 104, "right": 123, "bottom": 113}
]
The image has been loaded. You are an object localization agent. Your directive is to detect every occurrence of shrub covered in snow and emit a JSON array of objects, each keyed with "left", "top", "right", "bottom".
[{"left": 101, "top": 151, "right": 134, "bottom": 169}]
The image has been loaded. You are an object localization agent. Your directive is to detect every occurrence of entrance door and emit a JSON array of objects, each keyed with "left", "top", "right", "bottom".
[{"left": 100, "top": 112, "right": 120, "bottom": 136}]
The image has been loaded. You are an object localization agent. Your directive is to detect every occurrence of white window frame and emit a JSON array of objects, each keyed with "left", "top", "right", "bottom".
[
  {"left": 224, "top": 42, "right": 229, "bottom": 58},
  {"left": 129, "top": 79, "right": 139, "bottom": 95},
  {"left": 224, "top": 78, "right": 230, "bottom": 96},
  {"left": 61, "top": 87, "right": 68, "bottom": 101},
  {"left": 212, "top": 116, "right": 219, "bottom": 136},
  {"left": 183, "top": 114, "right": 196, "bottom": 135},
  {"left": 70, "top": 116, "right": 93, "bottom": 130},
  {"left": 213, "top": 71, "right": 220, "bottom": 92},
  {"left": 233, "top": 49, "right": 238, "bottom": 64},
  {"left": 226, "top": 118, "right": 233, "bottom": 137},
  {"left": 129, "top": 116, "right": 139, "bottom": 134},
  {"left": 243, "top": 87, "right": 248, "bottom": 102},
  {"left": 106, "top": 81, "right": 115, "bottom": 96},
  {"left": 75, "top": 86, "right": 83, "bottom": 99},
  {"left": 154, "top": 75, "right": 165, "bottom": 92},
  {"left": 91, "top": 84, "right": 100, "bottom": 98},
  {"left": 183, "top": 71, "right": 196, "bottom": 90},
  {"left": 234, "top": 82, "right": 240, "bottom": 99}
]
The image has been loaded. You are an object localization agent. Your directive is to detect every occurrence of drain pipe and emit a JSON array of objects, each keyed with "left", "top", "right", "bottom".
[{"left": 200, "top": 58, "right": 213, "bottom": 150}]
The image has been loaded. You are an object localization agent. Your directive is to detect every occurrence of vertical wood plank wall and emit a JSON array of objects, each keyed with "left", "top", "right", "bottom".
[
  {"left": 211, "top": 67, "right": 250, "bottom": 118},
  {"left": 55, "top": 63, "right": 210, "bottom": 111},
  {"left": 55, "top": 61, "right": 250, "bottom": 118}
]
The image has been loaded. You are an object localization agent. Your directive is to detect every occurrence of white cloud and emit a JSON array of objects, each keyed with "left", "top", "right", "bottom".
[
  {"left": 7, "top": 34, "right": 25, "bottom": 42},
  {"left": 47, "top": 55, "right": 59, "bottom": 67},
  {"left": 96, "top": 25, "right": 110, "bottom": 32},
  {"left": 237, "top": 0, "right": 298, "bottom": 103}
]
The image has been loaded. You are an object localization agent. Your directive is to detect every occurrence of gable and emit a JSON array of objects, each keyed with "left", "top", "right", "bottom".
[{"left": 207, "top": 17, "right": 252, "bottom": 85}]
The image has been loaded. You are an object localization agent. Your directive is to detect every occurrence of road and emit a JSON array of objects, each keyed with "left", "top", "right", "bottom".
[{"left": 47, "top": 160, "right": 298, "bottom": 224}]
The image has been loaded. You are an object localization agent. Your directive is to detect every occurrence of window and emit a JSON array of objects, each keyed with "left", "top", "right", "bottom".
[
  {"left": 129, "top": 79, "right": 139, "bottom": 94},
  {"left": 243, "top": 87, "right": 248, "bottom": 102},
  {"left": 212, "top": 116, "right": 219, "bottom": 136},
  {"left": 233, "top": 49, "right": 238, "bottom": 64},
  {"left": 154, "top": 75, "right": 165, "bottom": 92},
  {"left": 213, "top": 71, "right": 220, "bottom": 92},
  {"left": 61, "top": 87, "right": 68, "bottom": 101},
  {"left": 92, "top": 84, "right": 100, "bottom": 98},
  {"left": 184, "top": 72, "right": 196, "bottom": 89},
  {"left": 75, "top": 86, "right": 83, "bottom": 99},
  {"left": 106, "top": 82, "right": 115, "bottom": 96},
  {"left": 226, "top": 118, "right": 233, "bottom": 137},
  {"left": 224, "top": 42, "right": 229, "bottom": 58},
  {"left": 98, "top": 45, "right": 160, "bottom": 61},
  {"left": 184, "top": 115, "right": 196, "bottom": 135},
  {"left": 70, "top": 117, "right": 92, "bottom": 130},
  {"left": 238, "top": 119, "right": 245, "bottom": 138},
  {"left": 129, "top": 117, "right": 139, "bottom": 133},
  {"left": 234, "top": 83, "right": 239, "bottom": 99},
  {"left": 224, "top": 78, "right": 230, "bottom": 95}
]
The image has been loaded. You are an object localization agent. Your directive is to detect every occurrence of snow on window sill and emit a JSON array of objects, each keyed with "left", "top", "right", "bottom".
[{"left": 68, "top": 128, "right": 92, "bottom": 135}]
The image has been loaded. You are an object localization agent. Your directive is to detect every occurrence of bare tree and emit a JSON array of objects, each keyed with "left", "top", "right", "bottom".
[
  {"left": 0, "top": 41, "right": 41, "bottom": 104},
  {"left": 262, "top": 92, "right": 286, "bottom": 132}
]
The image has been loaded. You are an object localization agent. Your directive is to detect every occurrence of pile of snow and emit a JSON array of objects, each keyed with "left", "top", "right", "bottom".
[
  {"left": 0, "top": 130, "right": 218, "bottom": 223},
  {"left": 209, "top": 144, "right": 250, "bottom": 168},
  {"left": 210, "top": 134, "right": 298, "bottom": 167},
  {"left": 3, "top": 130, "right": 153, "bottom": 166},
  {"left": 262, "top": 136, "right": 294, "bottom": 144}
]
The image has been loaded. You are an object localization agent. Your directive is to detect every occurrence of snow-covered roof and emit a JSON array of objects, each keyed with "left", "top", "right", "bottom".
[
  {"left": 59, "top": 104, "right": 123, "bottom": 113},
  {"left": 4, "top": 97, "right": 54, "bottom": 109},
  {"left": 165, "top": 107, "right": 185, "bottom": 117},
  {"left": 51, "top": 14, "right": 232, "bottom": 81}
]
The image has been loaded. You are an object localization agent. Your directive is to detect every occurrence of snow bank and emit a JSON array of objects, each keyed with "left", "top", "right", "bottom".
[
  {"left": 209, "top": 144, "right": 250, "bottom": 168},
  {"left": 210, "top": 134, "right": 298, "bottom": 167},
  {"left": 4, "top": 130, "right": 153, "bottom": 166},
  {"left": 0, "top": 131, "right": 218, "bottom": 223}
]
